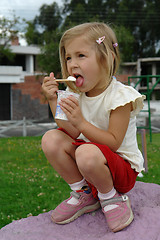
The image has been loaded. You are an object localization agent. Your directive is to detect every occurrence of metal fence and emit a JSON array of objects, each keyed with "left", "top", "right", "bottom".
[
  {"left": 0, "top": 117, "right": 57, "bottom": 138},
  {"left": 0, "top": 116, "right": 151, "bottom": 173}
]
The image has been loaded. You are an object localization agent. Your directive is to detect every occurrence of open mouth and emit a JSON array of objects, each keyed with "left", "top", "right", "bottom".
[{"left": 74, "top": 74, "right": 84, "bottom": 87}]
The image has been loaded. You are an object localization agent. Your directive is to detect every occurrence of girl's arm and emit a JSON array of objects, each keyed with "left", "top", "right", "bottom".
[
  {"left": 42, "top": 73, "right": 80, "bottom": 139},
  {"left": 78, "top": 103, "right": 131, "bottom": 152},
  {"left": 49, "top": 99, "right": 80, "bottom": 138},
  {"left": 60, "top": 96, "right": 132, "bottom": 152}
]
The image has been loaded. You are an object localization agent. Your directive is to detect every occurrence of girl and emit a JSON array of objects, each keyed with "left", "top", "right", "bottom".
[{"left": 42, "top": 22, "right": 145, "bottom": 232}]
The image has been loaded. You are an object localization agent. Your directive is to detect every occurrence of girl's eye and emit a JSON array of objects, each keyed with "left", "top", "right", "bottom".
[
  {"left": 79, "top": 54, "right": 85, "bottom": 58},
  {"left": 66, "top": 56, "right": 71, "bottom": 61}
]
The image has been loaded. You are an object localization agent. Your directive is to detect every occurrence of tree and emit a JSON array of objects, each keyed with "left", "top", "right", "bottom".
[
  {"left": 113, "top": 25, "right": 134, "bottom": 62},
  {"left": 37, "top": 30, "right": 62, "bottom": 75},
  {"left": 61, "top": 0, "right": 135, "bottom": 61},
  {"left": 107, "top": 0, "right": 160, "bottom": 59},
  {"left": 25, "top": 1, "right": 62, "bottom": 45},
  {"left": 62, "top": 2, "right": 88, "bottom": 29},
  {"left": 0, "top": 15, "right": 20, "bottom": 64},
  {"left": 62, "top": 0, "right": 87, "bottom": 28},
  {"left": 34, "top": 2, "right": 62, "bottom": 32},
  {"left": 24, "top": 0, "right": 160, "bottom": 71},
  {"left": 61, "top": 0, "right": 160, "bottom": 60},
  {"left": 25, "top": 21, "right": 43, "bottom": 45}
]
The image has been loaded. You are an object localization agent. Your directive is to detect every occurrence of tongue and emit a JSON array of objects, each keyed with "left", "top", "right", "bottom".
[{"left": 76, "top": 77, "right": 84, "bottom": 87}]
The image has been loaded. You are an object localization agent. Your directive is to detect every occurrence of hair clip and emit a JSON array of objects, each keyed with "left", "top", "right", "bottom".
[
  {"left": 113, "top": 43, "right": 118, "bottom": 48},
  {"left": 96, "top": 36, "right": 105, "bottom": 44}
]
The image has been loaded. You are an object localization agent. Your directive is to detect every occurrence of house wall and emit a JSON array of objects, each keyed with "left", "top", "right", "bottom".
[{"left": 12, "top": 75, "right": 50, "bottom": 120}]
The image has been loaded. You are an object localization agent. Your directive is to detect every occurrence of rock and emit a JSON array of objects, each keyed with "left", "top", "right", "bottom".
[{"left": 1, "top": 181, "right": 160, "bottom": 240}]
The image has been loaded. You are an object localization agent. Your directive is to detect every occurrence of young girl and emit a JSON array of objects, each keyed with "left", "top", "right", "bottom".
[{"left": 42, "top": 22, "right": 145, "bottom": 232}]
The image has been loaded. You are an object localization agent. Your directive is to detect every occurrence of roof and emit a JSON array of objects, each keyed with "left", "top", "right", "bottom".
[{"left": 10, "top": 45, "right": 41, "bottom": 55}]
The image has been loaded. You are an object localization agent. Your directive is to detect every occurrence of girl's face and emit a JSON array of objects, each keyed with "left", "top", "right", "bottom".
[{"left": 65, "top": 36, "right": 109, "bottom": 97}]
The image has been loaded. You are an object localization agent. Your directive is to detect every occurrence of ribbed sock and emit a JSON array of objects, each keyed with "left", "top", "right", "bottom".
[
  {"left": 98, "top": 187, "right": 116, "bottom": 200},
  {"left": 67, "top": 178, "right": 88, "bottom": 205},
  {"left": 98, "top": 188, "right": 119, "bottom": 212},
  {"left": 68, "top": 178, "right": 87, "bottom": 191}
]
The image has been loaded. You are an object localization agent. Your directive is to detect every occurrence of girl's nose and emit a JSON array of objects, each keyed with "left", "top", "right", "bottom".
[{"left": 69, "top": 58, "right": 78, "bottom": 69}]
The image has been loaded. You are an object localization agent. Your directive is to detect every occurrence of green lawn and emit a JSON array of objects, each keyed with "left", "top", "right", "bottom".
[
  {"left": 136, "top": 133, "right": 160, "bottom": 184},
  {"left": 0, "top": 134, "right": 159, "bottom": 229}
]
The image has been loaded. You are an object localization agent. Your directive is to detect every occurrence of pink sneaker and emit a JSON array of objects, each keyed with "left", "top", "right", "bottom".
[
  {"left": 100, "top": 193, "right": 134, "bottom": 232},
  {"left": 51, "top": 189, "right": 100, "bottom": 224}
]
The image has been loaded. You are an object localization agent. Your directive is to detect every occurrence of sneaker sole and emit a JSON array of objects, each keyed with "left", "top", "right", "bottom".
[{"left": 51, "top": 201, "right": 100, "bottom": 225}]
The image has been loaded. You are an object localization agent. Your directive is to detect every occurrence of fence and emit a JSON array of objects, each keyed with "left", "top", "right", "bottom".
[
  {"left": 0, "top": 117, "right": 150, "bottom": 173},
  {"left": 0, "top": 117, "right": 57, "bottom": 138},
  {"left": 128, "top": 75, "right": 160, "bottom": 142}
]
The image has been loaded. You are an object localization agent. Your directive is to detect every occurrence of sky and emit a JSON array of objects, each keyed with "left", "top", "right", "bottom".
[
  {"left": 0, "top": 0, "right": 63, "bottom": 21},
  {"left": 0, "top": 0, "right": 63, "bottom": 45}
]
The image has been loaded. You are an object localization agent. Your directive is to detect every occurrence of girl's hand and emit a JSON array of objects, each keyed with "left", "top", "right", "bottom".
[
  {"left": 42, "top": 72, "right": 59, "bottom": 101},
  {"left": 59, "top": 96, "right": 85, "bottom": 129}
]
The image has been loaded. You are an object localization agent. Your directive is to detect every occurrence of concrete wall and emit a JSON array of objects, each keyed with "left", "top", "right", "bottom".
[
  {"left": 12, "top": 75, "right": 49, "bottom": 120},
  {"left": 12, "top": 88, "right": 49, "bottom": 120}
]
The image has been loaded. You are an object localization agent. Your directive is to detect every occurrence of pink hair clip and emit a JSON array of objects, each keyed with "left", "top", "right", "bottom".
[
  {"left": 113, "top": 43, "right": 118, "bottom": 48},
  {"left": 96, "top": 36, "right": 105, "bottom": 44}
]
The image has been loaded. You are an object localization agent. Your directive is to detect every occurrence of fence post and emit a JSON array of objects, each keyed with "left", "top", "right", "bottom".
[
  {"left": 141, "top": 129, "right": 148, "bottom": 172},
  {"left": 23, "top": 117, "right": 27, "bottom": 137}
]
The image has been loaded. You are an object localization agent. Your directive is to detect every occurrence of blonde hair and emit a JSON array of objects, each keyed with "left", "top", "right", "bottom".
[{"left": 59, "top": 22, "right": 120, "bottom": 92}]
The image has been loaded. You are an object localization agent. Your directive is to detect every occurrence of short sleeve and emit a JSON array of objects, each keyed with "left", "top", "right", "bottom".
[{"left": 106, "top": 79, "right": 146, "bottom": 117}]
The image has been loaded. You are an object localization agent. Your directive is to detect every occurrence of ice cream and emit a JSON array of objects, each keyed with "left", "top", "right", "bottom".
[
  {"left": 55, "top": 75, "right": 84, "bottom": 87},
  {"left": 67, "top": 76, "right": 76, "bottom": 81}
]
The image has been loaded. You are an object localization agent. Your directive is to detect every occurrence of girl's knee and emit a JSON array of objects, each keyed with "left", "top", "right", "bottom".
[
  {"left": 75, "top": 145, "right": 100, "bottom": 174},
  {"left": 41, "top": 129, "right": 63, "bottom": 155}
]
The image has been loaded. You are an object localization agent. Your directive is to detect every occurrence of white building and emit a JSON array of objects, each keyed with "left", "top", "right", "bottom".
[
  {"left": 121, "top": 57, "right": 160, "bottom": 100},
  {"left": 0, "top": 42, "right": 42, "bottom": 120}
]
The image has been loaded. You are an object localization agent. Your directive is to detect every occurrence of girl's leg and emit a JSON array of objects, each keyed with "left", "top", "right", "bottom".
[
  {"left": 41, "top": 129, "right": 83, "bottom": 184},
  {"left": 75, "top": 144, "right": 113, "bottom": 193},
  {"left": 42, "top": 130, "right": 100, "bottom": 224},
  {"left": 75, "top": 144, "right": 134, "bottom": 232}
]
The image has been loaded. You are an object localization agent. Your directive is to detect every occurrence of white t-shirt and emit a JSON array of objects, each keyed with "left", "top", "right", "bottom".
[{"left": 77, "top": 77, "right": 146, "bottom": 172}]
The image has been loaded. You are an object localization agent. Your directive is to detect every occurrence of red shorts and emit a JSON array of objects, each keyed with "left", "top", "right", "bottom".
[{"left": 58, "top": 128, "right": 138, "bottom": 199}]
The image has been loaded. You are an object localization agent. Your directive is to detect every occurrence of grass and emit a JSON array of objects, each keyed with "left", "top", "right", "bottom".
[
  {"left": 0, "top": 136, "right": 70, "bottom": 229},
  {"left": 136, "top": 133, "right": 160, "bottom": 184},
  {"left": 0, "top": 133, "right": 160, "bottom": 229}
]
